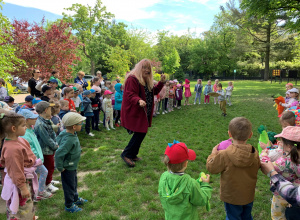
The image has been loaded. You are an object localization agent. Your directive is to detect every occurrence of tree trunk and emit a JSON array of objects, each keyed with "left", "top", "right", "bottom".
[
  {"left": 264, "top": 23, "right": 271, "bottom": 81},
  {"left": 90, "top": 59, "right": 95, "bottom": 75}
]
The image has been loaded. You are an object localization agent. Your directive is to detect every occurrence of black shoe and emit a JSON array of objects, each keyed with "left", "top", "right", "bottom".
[
  {"left": 223, "top": 114, "right": 227, "bottom": 117},
  {"left": 93, "top": 128, "right": 101, "bottom": 131},
  {"left": 120, "top": 154, "right": 135, "bottom": 167}
]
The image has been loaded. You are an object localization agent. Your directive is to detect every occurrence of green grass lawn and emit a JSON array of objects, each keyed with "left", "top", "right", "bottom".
[{"left": 0, "top": 80, "right": 292, "bottom": 219}]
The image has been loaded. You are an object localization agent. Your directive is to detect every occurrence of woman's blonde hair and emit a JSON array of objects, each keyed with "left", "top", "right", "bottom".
[
  {"left": 78, "top": 71, "right": 85, "bottom": 76},
  {"left": 125, "top": 59, "right": 154, "bottom": 91}
]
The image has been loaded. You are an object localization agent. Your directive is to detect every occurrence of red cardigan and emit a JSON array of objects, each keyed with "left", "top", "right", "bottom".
[{"left": 121, "top": 76, "right": 164, "bottom": 133}]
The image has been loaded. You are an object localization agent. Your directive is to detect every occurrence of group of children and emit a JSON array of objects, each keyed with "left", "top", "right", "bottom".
[{"left": 152, "top": 78, "right": 234, "bottom": 117}]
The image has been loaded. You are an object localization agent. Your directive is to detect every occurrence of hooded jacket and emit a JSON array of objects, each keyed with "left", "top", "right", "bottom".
[
  {"left": 114, "top": 83, "right": 123, "bottom": 110},
  {"left": 206, "top": 144, "right": 260, "bottom": 205},
  {"left": 158, "top": 171, "right": 212, "bottom": 220},
  {"left": 55, "top": 130, "right": 81, "bottom": 172}
]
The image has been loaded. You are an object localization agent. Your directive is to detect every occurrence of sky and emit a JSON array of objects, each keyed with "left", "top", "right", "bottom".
[{"left": 3, "top": 0, "right": 227, "bottom": 36}]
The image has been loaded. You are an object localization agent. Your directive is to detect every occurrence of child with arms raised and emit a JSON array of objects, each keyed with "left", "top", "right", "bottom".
[
  {"left": 158, "top": 140, "right": 212, "bottom": 220},
  {"left": 206, "top": 117, "right": 260, "bottom": 220},
  {"left": 55, "top": 112, "right": 88, "bottom": 213},
  {"left": 0, "top": 110, "right": 41, "bottom": 219},
  {"left": 280, "top": 88, "right": 299, "bottom": 109}
]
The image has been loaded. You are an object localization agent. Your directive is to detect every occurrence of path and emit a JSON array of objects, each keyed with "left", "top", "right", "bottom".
[{"left": 12, "top": 93, "right": 30, "bottom": 104}]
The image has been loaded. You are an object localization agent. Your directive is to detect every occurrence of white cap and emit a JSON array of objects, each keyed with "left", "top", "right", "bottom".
[{"left": 288, "top": 88, "right": 299, "bottom": 93}]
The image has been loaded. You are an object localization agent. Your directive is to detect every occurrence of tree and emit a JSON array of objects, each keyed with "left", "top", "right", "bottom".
[
  {"left": 162, "top": 47, "right": 181, "bottom": 77},
  {"left": 63, "top": 0, "right": 114, "bottom": 75},
  {"left": 8, "top": 19, "right": 80, "bottom": 81},
  {"left": 241, "top": 0, "right": 300, "bottom": 31},
  {"left": 0, "top": 0, "right": 25, "bottom": 81}
]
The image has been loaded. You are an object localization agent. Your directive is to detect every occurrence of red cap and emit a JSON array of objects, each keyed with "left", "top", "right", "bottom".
[
  {"left": 165, "top": 141, "right": 196, "bottom": 164},
  {"left": 104, "top": 90, "right": 113, "bottom": 95}
]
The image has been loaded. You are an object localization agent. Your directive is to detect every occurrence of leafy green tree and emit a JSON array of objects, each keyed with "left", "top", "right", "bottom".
[
  {"left": 63, "top": 0, "right": 114, "bottom": 75},
  {"left": 162, "top": 47, "right": 181, "bottom": 77},
  {"left": 0, "top": 1, "right": 25, "bottom": 81}
]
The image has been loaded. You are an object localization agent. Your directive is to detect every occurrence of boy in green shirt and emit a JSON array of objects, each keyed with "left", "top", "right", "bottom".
[
  {"left": 55, "top": 112, "right": 88, "bottom": 213},
  {"left": 158, "top": 140, "right": 212, "bottom": 220}
]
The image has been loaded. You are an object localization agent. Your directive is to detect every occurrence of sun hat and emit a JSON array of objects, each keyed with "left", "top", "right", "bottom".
[
  {"left": 165, "top": 140, "right": 196, "bottom": 164},
  {"left": 104, "top": 90, "right": 113, "bottom": 95},
  {"left": 4, "top": 96, "right": 14, "bottom": 103},
  {"left": 275, "top": 126, "right": 300, "bottom": 142},
  {"left": 82, "top": 90, "right": 91, "bottom": 96},
  {"left": 62, "top": 112, "right": 86, "bottom": 127},
  {"left": 48, "top": 79, "right": 58, "bottom": 84},
  {"left": 32, "top": 98, "right": 42, "bottom": 105},
  {"left": 173, "top": 79, "right": 178, "bottom": 83},
  {"left": 17, "top": 109, "right": 38, "bottom": 119},
  {"left": 176, "top": 84, "right": 181, "bottom": 87},
  {"left": 288, "top": 88, "right": 299, "bottom": 93},
  {"left": 169, "top": 80, "right": 174, "bottom": 84},
  {"left": 35, "top": 101, "right": 55, "bottom": 114},
  {"left": 90, "top": 89, "right": 96, "bottom": 93},
  {"left": 42, "top": 85, "right": 52, "bottom": 93},
  {"left": 185, "top": 79, "right": 190, "bottom": 84},
  {"left": 286, "top": 83, "right": 293, "bottom": 87},
  {"left": 25, "top": 95, "right": 34, "bottom": 102}
]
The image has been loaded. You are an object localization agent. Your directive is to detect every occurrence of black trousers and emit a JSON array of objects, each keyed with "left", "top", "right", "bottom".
[
  {"left": 61, "top": 170, "right": 78, "bottom": 208},
  {"left": 177, "top": 100, "right": 181, "bottom": 107},
  {"left": 92, "top": 110, "right": 100, "bottom": 130},
  {"left": 85, "top": 116, "right": 92, "bottom": 134},
  {"left": 115, "top": 110, "right": 121, "bottom": 124},
  {"left": 122, "top": 132, "right": 147, "bottom": 159},
  {"left": 164, "top": 98, "right": 168, "bottom": 111}
]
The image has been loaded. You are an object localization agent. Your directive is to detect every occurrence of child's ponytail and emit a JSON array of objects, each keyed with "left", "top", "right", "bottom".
[
  {"left": 282, "top": 137, "right": 300, "bottom": 164},
  {"left": 0, "top": 110, "right": 25, "bottom": 140}
]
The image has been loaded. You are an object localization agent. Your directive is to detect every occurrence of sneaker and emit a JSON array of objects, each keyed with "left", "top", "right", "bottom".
[
  {"left": 224, "top": 114, "right": 227, "bottom": 117},
  {"left": 110, "top": 127, "right": 115, "bottom": 130},
  {"left": 74, "top": 197, "right": 88, "bottom": 206},
  {"left": 37, "top": 190, "right": 53, "bottom": 200},
  {"left": 46, "top": 183, "right": 59, "bottom": 193},
  {"left": 51, "top": 180, "right": 60, "bottom": 185},
  {"left": 156, "top": 112, "right": 160, "bottom": 115},
  {"left": 65, "top": 203, "right": 82, "bottom": 213},
  {"left": 88, "top": 133, "right": 95, "bottom": 136},
  {"left": 115, "top": 123, "right": 120, "bottom": 127},
  {"left": 162, "top": 112, "right": 165, "bottom": 115},
  {"left": 194, "top": 103, "right": 196, "bottom": 105}
]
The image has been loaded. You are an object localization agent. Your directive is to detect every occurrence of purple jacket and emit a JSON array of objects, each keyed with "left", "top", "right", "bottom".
[{"left": 175, "top": 89, "right": 183, "bottom": 100}]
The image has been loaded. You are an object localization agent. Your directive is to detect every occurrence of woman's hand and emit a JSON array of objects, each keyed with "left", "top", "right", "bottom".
[
  {"left": 138, "top": 100, "right": 146, "bottom": 107},
  {"left": 261, "top": 161, "right": 276, "bottom": 175},
  {"left": 160, "top": 74, "right": 166, "bottom": 83}
]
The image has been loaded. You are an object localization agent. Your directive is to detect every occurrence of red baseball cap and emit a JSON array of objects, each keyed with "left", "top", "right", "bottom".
[{"left": 165, "top": 141, "right": 196, "bottom": 164}]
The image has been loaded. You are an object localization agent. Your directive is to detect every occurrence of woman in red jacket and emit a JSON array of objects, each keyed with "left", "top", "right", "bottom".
[{"left": 121, "top": 59, "right": 165, "bottom": 167}]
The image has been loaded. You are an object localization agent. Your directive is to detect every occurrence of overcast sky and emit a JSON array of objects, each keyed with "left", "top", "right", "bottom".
[{"left": 4, "top": 0, "right": 227, "bottom": 36}]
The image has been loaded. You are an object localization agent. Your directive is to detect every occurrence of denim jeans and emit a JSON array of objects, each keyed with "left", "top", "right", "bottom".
[
  {"left": 194, "top": 92, "right": 201, "bottom": 104},
  {"left": 224, "top": 202, "right": 253, "bottom": 220}
]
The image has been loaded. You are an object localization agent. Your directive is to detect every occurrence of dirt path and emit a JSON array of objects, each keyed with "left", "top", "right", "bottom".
[{"left": 12, "top": 93, "right": 30, "bottom": 104}]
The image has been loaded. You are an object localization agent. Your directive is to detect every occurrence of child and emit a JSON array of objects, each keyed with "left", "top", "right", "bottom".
[
  {"left": 102, "top": 90, "right": 115, "bottom": 130},
  {"left": 18, "top": 109, "right": 53, "bottom": 200},
  {"left": 89, "top": 89, "right": 101, "bottom": 131},
  {"left": 59, "top": 100, "right": 70, "bottom": 119},
  {"left": 64, "top": 87, "right": 76, "bottom": 112},
  {"left": 213, "top": 79, "right": 219, "bottom": 104},
  {"left": 20, "top": 95, "right": 34, "bottom": 110},
  {"left": 206, "top": 117, "right": 260, "bottom": 220},
  {"left": 183, "top": 79, "right": 192, "bottom": 106},
  {"left": 41, "top": 85, "right": 53, "bottom": 102},
  {"left": 194, "top": 79, "right": 203, "bottom": 105},
  {"left": 48, "top": 79, "right": 61, "bottom": 101},
  {"left": 168, "top": 81, "right": 175, "bottom": 112},
  {"left": 55, "top": 112, "right": 88, "bottom": 213},
  {"left": 216, "top": 83, "right": 227, "bottom": 116},
  {"left": 285, "top": 83, "right": 293, "bottom": 103},
  {"left": 114, "top": 83, "right": 123, "bottom": 127},
  {"left": 82, "top": 90, "right": 94, "bottom": 136},
  {"left": 0, "top": 78, "right": 7, "bottom": 101},
  {"left": 163, "top": 81, "right": 170, "bottom": 114},
  {"left": 203, "top": 80, "right": 213, "bottom": 104},
  {"left": 71, "top": 87, "right": 82, "bottom": 113},
  {"left": 158, "top": 140, "right": 212, "bottom": 219},
  {"left": 34, "top": 101, "right": 59, "bottom": 194},
  {"left": 261, "top": 126, "right": 300, "bottom": 220},
  {"left": 104, "top": 81, "right": 111, "bottom": 90},
  {"left": 4, "top": 96, "right": 19, "bottom": 112},
  {"left": 50, "top": 101, "right": 63, "bottom": 136},
  {"left": 225, "top": 81, "right": 233, "bottom": 106},
  {"left": 0, "top": 110, "right": 40, "bottom": 219},
  {"left": 175, "top": 84, "right": 183, "bottom": 109},
  {"left": 280, "top": 88, "right": 299, "bottom": 109}
]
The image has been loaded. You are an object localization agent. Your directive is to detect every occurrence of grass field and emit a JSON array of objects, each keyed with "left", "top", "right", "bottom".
[{"left": 0, "top": 80, "right": 291, "bottom": 219}]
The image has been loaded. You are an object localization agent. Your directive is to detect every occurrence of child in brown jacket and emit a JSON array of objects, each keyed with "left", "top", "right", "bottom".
[{"left": 206, "top": 117, "right": 260, "bottom": 220}]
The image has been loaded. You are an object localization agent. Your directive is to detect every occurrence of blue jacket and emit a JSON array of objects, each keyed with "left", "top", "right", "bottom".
[
  {"left": 114, "top": 83, "right": 123, "bottom": 110},
  {"left": 34, "top": 116, "right": 58, "bottom": 155},
  {"left": 203, "top": 84, "right": 213, "bottom": 95},
  {"left": 74, "top": 77, "right": 88, "bottom": 90},
  {"left": 82, "top": 97, "right": 94, "bottom": 116},
  {"left": 59, "top": 110, "right": 69, "bottom": 119},
  {"left": 194, "top": 84, "right": 203, "bottom": 93}
]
